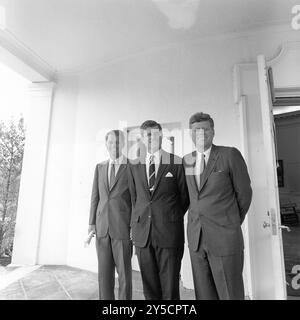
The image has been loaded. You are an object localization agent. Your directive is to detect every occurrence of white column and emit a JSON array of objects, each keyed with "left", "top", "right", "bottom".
[{"left": 11, "top": 82, "right": 55, "bottom": 265}]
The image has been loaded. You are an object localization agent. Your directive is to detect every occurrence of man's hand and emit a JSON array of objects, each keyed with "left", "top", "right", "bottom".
[
  {"left": 88, "top": 224, "right": 96, "bottom": 235},
  {"left": 84, "top": 225, "right": 96, "bottom": 247}
]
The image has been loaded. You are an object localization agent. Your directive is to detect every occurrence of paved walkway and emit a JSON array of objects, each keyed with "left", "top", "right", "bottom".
[
  {"left": 0, "top": 264, "right": 299, "bottom": 300},
  {"left": 0, "top": 265, "right": 194, "bottom": 300}
]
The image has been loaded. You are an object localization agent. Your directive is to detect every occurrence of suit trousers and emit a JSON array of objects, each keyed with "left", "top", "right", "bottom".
[
  {"left": 135, "top": 226, "right": 184, "bottom": 300},
  {"left": 96, "top": 233, "right": 132, "bottom": 300},
  {"left": 189, "top": 231, "right": 245, "bottom": 300}
]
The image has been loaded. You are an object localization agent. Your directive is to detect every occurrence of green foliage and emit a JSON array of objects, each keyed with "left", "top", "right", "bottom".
[{"left": 0, "top": 118, "right": 25, "bottom": 257}]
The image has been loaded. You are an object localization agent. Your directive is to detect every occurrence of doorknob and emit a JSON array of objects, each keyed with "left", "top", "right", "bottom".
[
  {"left": 264, "top": 210, "right": 292, "bottom": 234},
  {"left": 264, "top": 221, "right": 291, "bottom": 232},
  {"left": 278, "top": 225, "right": 291, "bottom": 232}
]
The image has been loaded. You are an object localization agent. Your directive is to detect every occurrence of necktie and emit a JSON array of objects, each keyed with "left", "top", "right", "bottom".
[
  {"left": 109, "top": 162, "right": 116, "bottom": 189},
  {"left": 200, "top": 153, "right": 206, "bottom": 175},
  {"left": 148, "top": 155, "right": 155, "bottom": 193},
  {"left": 196, "top": 153, "right": 206, "bottom": 190}
]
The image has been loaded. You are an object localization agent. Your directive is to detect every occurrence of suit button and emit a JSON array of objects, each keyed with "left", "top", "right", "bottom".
[{"left": 148, "top": 215, "right": 151, "bottom": 218}]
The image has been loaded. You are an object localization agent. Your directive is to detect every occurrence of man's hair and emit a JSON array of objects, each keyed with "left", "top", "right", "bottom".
[
  {"left": 189, "top": 112, "right": 214, "bottom": 129},
  {"left": 140, "top": 120, "right": 162, "bottom": 131},
  {"left": 105, "top": 129, "right": 125, "bottom": 142}
]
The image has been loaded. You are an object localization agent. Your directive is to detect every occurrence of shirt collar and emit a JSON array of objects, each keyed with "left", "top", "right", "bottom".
[
  {"left": 146, "top": 149, "right": 161, "bottom": 162},
  {"left": 196, "top": 145, "right": 212, "bottom": 159},
  {"left": 109, "top": 155, "right": 124, "bottom": 165}
]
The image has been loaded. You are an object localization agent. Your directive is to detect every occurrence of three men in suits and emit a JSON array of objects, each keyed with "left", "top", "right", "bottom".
[
  {"left": 89, "top": 130, "right": 132, "bottom": 300},
  {"left": 127, "top": 120, "right": 189, "bottom": 300},
  {"left": 183, "top": 112, "right": 252, "bottom": 300}
]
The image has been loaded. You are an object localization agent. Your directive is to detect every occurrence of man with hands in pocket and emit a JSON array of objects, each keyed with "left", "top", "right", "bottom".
[{"left": 183, "top": 112, "right": 252, "bottom": 300}]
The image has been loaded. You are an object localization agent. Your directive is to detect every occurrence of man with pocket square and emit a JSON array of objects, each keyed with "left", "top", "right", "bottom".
[
  {"left": 127, "top": 120, "right": 189, "bottom": 300},
  {"left": 183, "top": 112, "right": 252, "bottom": 300}
]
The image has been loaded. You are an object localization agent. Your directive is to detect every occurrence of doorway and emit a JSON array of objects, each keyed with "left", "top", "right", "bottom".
[{"left": 273, "top": 109, "right": 300, "bottom": 299}]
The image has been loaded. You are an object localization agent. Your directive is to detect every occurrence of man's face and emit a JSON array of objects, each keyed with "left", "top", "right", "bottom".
[
  {"left": 190, "top": 120, "right": 214, "bottom": 152},
  {"left": 106, "top": 133, "right": 124, "bottom": 160},
  {"left": 141, "top": 127, "right": 162, "bottom": 154}
]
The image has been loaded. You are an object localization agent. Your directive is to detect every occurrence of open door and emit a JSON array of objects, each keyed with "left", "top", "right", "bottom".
[
  {"left": 234, "top": 55, "right": 287, "bottom": 299},
  {"left": 244, "top": 55, "right": 287, "bottom": 299},
  {"left": 256, "top": 55, "right": 287, "bottom": 299}
]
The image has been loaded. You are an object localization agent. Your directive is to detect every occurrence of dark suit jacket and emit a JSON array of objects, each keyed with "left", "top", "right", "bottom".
[
  {"left": 127, "top": 149, "right": 189, "bottom": 248},
  {"left": 89, "top": 159, "right": 132, "bottom": 240},
  {"left": 183, "top": 145, "right": 252, "bottom": 256}
]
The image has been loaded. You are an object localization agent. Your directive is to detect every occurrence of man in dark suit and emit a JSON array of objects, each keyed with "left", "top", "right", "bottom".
[
  {"left": 183, "top": 112, "right": 252, "bottom": 300},
  {"left": 127, "top": 120, "right": 189, "bottom": 300},
  {"left": 88, "top": 130, "right": 132, "bottom": 300}
]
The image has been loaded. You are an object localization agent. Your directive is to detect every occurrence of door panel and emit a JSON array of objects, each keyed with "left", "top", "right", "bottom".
[
  {"left": 257, "top": 55, "right": 286, "bottom": 299},
  {"left": 236, "top": 57, "right": 286, "bottom": 299}
]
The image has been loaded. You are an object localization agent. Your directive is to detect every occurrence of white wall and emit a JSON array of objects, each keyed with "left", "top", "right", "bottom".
[{"left": 38, "top": 25, "right": 300, "bottom": 286}]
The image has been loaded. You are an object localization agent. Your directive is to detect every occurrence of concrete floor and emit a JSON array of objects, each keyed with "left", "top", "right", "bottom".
[
  {"left": 0, "top": 264, "right": 299, "bottom": 299},
  {"left": 0, "top": 265, "right": 194, "bottom": 300},
  {"left": 0, "top": 224, "right": 299, "bottom": 300}
]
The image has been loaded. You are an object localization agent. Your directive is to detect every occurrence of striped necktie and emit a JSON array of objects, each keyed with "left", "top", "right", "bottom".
[{"left": 148, "top": 155, "right": 155, "bottom": 193}]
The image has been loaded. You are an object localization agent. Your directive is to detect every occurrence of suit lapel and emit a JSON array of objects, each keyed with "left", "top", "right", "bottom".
[
  {"left": 102, "top": 161, "right": 109, "bottom": 193},
  {"left": 151, "top": 150, "right": 169, "bottom": 198},
  {"left": 184, "top": 151, "right": 198, "bottom": 193},
  {"left": 139, "top": 162, "right": 151, "bottom": 198},
  {"left": 190, "top": 151, "right": 198, "bottom": 192},
  {"left": 109, "top": 163, "right": 126, "bottom": 192},
  {"left": 198, "top": 145, "right": 219, "bottom": 193}
]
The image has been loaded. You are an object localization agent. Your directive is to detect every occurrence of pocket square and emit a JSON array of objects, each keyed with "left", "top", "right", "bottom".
[
  {"left": 165, "top": 172, "right": 173, "bottom": 177},
  {"left": 214, "top": 170, "right": 225, "bottom": 173}
]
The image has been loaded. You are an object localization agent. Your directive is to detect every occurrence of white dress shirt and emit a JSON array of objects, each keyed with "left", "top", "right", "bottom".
[
  {"left": 195, "top": 146, "right": 212, "bottom": 188},
  {"left": 145, "top": 150, "right": 161, "bottom": 184},
  {"left": 108, "top": 156, "right": 123, "bottom": 185}
]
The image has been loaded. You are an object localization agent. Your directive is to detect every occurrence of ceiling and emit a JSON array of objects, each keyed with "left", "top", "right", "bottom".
[{"left": 0, "top": 0, "right": 298, "bottom": 75}]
